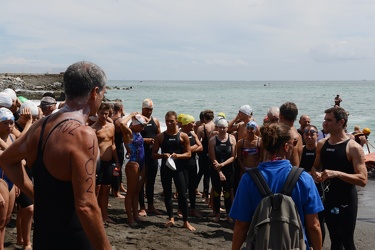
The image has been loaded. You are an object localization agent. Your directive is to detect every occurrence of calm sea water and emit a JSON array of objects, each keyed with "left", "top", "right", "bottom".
[
  {"left": 106, "top": 80, "right": 375, "bottom": 215},
  {"left": 106, "top": 80, "right": 375, "bottom": 146}
]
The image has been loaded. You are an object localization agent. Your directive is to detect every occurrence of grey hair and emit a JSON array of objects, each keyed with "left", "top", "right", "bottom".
[
  {"left": 267, "top": 106, "right": 279, "bottom": 116},
  {"left": 63, "top": 61, "right": 107, "bottom": 100}
]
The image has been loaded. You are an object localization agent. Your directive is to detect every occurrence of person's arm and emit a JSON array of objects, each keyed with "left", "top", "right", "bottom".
[
  {"left": 290, "top": 133, "right": 303, "bottom": 167},
  {"left": 120, "top": 114, "right": 134, "bottom": 145},
  {"left": 152, "top": 133, "right": 169, "bottom": 159},
  {"left": 311, "top": 139, "right": 325, "bottom": 182},
  {"left": 110, "top": 124, "right": 120, "bottom": 167},
  {"left": 232, "top": 220, "right": 250, "bottom": 250},
  {"left": 228, "top": 113, "right": 240, "bottom": 133},
  {"left": 0, "top": 131, "right": 34, "bottom": 199},
  {"left": 71, "top": 128, "right": 111, "bottom": 250},
  {"left": 171, "top": 132, "right": 191, "bottom": 159},
  {"left": 190, "top": 131, "right": 203, "bottom": 153},
  {"left": 305, "top": 213, "right": 322, "bottom": 250},
  {"left": 236, "top": 139, "right": 245, "bottom": 173},
  {"left": 321, "top": 140, "right": 367, "bottom": 187},
  {"left": 153, "top": 117, "right": 162, "bottom": 135}
]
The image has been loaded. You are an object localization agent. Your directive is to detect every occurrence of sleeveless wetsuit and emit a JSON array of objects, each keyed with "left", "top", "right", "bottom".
[
  {"left": 320, "top": 139, "right": 357, "bottom": 249},
  {"left": 139, "top": 116, "right": 159, "bottom": 207},
  {"left": 197, "top": 125, "right": 210, "bottom": 198},
  {"left": 127, "top": 132, "right": 145, "bottom": 171},
  {"left": 32, "top": 117, "right": 93, "bottom": 250},
  {"left": 160, "top": 132, "right": 189, "bottom": 221},
  {"left": 211, "top": 135, "right": 233, "bottom": 214}
]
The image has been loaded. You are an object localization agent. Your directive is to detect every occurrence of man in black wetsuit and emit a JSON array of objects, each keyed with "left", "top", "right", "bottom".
[
  {"left": 0, "top": 61, "right": 111, "bottom": 250},
  {"left": 138, "top": 98, "right": 162, "bottom": 215},
  {"left": 312, "top": 107, "right": 367, "bottom": 250}
]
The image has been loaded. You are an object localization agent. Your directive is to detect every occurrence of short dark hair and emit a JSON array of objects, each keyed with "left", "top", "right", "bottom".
[
  {"left": 64, "top": 61, "right": 106, "bottom": 100},
  {"left": 203, "top": 109, "right": 214, "bottom": 121},
  {"left": 165, "top": 111, "right": 177, "bottom": 120},
  {"left": 98, "top": 102, "right": 111, "bottom": 111},
  {"left": 324, "top": 107, "right": 348, "bottom": 128},
  {"left": 280, "top": 102, "right": 298, "bottom": 122}
]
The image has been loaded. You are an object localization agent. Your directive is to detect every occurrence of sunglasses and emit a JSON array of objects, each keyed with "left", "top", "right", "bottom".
[{"left": 304, "top": 129, "right": 317, "bottom": 134}]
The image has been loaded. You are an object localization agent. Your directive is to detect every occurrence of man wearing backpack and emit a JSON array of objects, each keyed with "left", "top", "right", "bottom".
[{"left": 230, "top": 123, "right": 323, "bottom": 250}]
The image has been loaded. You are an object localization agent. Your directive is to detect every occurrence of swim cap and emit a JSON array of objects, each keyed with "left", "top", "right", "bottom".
[
  {"left": 217, "top": 112, "right": 226, "bottom": 119},
  {"left": 18, "top": 96, "right": 28, "bottom": 103},
  {"left": 181, "top": 114, "right": 195, "bottom": 125},
  {"left": 142, "top": 98, "right": 154, "bottom": 109},
  {"left": 246, "top": 121, "right": 258, "bottom": 130},
  {"left": 20, "top": 100, "right": 39, "bottom": 117},
  {"left": 3, "top": 88, "right": 17, "bottom": 101},
  {"left": 132, "top": 114, "right": 147, "bottom": 125},
  {"left": 177, "top": 113, "right": 185, "bottom": 123},
  {"left": 0, "top": 92, "right": 13, "bottom": 108},
  {"left": 215, "top": 118, "right": 228, "bottom": 127},
  {"left": 239, "top": 105, "right": 253, "bottom": 116},
  {"left": 363, "top": 127, "right": 371, "bottom": 135},
  {"left": 0, "top": 108, "right": 14, "bottom": 121}
]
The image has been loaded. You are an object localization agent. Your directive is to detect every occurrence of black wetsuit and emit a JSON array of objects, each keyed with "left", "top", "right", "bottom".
[
  {"left": 160, "top": 132, "right": 189, "bottom": 221},
  {"left": 184, "top": 131, "right": 198, "bottom": 209},
  {"left": 300, "top": 146, "right": 326, "bottom": 244},
  {"left": 32, "top": 117, "right": 93, "bottom": 249},
  {"left": 139, "top": 117, "right": 159, "bottom": 208},
  {"left": 321, "top": 139, "right": 357, "bottom": 250},
  {"left": 211, "top": 135, "right": 233, "bottom": 214},
  {"left": 197, "top": 125, "right": 210, "bottom": 198}
]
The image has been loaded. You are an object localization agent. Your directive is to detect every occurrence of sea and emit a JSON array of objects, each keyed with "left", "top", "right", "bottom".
[{"left": 105, "top": 80, "right": 375, "bottom": 216}]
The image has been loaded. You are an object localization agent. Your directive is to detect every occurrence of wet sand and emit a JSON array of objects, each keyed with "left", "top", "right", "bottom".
[{"left": 4, "top": 173, "right": 375, "bottom": 249}]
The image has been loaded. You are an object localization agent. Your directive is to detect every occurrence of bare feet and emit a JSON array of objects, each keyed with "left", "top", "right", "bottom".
[
  {"left": 138, "top": 209, "right": 147, "bottom": 217},
  {"left": 189, "top": 209, "right": 202, "bottom": 218},
  {"left": 183, "top": 221, "right": 196, "bottom": 231},
  {"left": 23, "top": 245, "right": 33, "bottom": 250},
  {"left": 195, "top": 189, "right": 202, "bottom": 196},
  {"left": 213, "top": 214, "right": 220, "bottom": 222},
  {"left": 164, "top": 218, "right": 175, "bottom": 228},
  {"left": 104, "top": 217, "right": 116, "bottom": 224},
  {"left": 114, "top": 192, "right": 125, "bottom": 199},
  {"left": 120, "top": 184, "right": 127, "bottom": 193},
  {"left": 173, "top": 192, "right": 178, "bottom": 199},
  {"left": 147, "top": 206, "right": 162, "bottom": 215}
]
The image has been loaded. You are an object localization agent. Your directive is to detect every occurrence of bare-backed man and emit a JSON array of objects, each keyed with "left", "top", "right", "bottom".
[
  {"left": 91, "top": 102, "right": 120, "bottom": 224},
  {"left": 0, "top": 61, "right": 111, "bottom": 249}
]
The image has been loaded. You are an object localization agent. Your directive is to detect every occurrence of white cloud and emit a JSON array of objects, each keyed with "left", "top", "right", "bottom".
[{"left": 0, "top": 0, "right": 375, "bottom": 80}]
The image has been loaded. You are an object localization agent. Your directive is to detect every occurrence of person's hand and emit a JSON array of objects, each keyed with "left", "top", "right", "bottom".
[
  {"left": 15, "top": 186, "right": 21, "bottom": 197},
  {"left": 171, "top": 153, "right": 178, "bottom": 159},
  {"left": 20, "top": 107, "right": 32, "bottom": 123},
  {"left": 219, "top": 171, "right": 226, "bottom": 182},
  {"left": 311, "top": 171, "right": 323, "bottom": 183},
  {"left": 321, "top": 170, "right": 338, "bottom": 181}
]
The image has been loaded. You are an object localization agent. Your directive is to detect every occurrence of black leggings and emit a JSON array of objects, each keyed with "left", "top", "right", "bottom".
[
  {"left": 210, "top": 164, "right": 233, "bottom": 214},
  {"left": 139, "top": 149, "right": 159, "bottom": 208},
  {"left": 197, "top": 154, "right": 210, "bottom": 198},
  {"left": 324, "top": 195, "right": 358, "bottom": 250},
  {"left": 185, "top": 159, "right": 198, "bottom": 209},
  {"left": 161, "top": 163, "right": 188, "bottom": 221}
]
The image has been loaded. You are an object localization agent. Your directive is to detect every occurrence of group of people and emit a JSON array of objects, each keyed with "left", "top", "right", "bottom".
[{"left": 0, "top": 61, "right": 369, "bottom": 250}]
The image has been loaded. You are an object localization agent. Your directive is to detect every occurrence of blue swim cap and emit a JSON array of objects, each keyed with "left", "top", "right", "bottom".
[{"left": 246, "top": 121, "right": 257, "bottom": 130}]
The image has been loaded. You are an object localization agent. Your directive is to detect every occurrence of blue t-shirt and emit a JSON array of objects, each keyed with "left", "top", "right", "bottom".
[{"left": 230, "top": 159, "right": 323, "bottom": 227}]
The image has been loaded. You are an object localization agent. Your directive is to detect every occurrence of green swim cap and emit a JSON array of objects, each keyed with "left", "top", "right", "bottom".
[{"left": 18, "top": 96, "right": 28, "bottom": 103}]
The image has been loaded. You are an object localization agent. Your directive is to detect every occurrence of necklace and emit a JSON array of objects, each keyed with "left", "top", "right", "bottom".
[{"left": 269, "top": 155, "right": 283, "bottom": 161}]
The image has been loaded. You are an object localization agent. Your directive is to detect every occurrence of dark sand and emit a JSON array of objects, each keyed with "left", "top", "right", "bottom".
[{"left": 4, "top": 172, "right": 375, "bottom": 249}]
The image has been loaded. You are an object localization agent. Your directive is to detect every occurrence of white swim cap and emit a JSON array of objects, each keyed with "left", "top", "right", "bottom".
[
  {"left": 142, "top": 98, "right": 154, "bottom": 109},
  {"left": 0, "top": 107, "right": 14, "bottom": 121},
  {"left": 239, "top": 105, "right": 253, "bottom": 116},
  {"left": 3, "top": 88, "right": 17, "bottom": 101},
  {"left": 215, "top": 118, "right": 228, "bottom": 127},
  {"left": 0, "top": 92, "right": 13, "bottom": 108},
  {"left": 20, "top": 100, "right": 39, "bottom": 117},
  {"left": 132, "top": 114, "right": 147, "bottom": 125}
]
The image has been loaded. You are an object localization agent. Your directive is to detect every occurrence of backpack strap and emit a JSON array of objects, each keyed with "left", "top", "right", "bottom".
[
  {"left": 281, "top": 166, "right": 304, "bottom": 196},
  {"left": 247, "top": 168, "right": 273, "bottom": 197}
]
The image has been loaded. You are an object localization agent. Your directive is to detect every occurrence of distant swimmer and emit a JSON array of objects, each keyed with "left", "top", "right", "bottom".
[{"left": 334, "top": 94, "right": 342, "bottom": 107}]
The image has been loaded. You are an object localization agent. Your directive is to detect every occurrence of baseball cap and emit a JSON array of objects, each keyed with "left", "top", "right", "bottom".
[
  {"left": 40, "top": 96, "right": 57, "bottom": 106},
  {"left": 0, "top": 92, "right": 13, "bottom": 108},
  {"left": 239, "top": 105, "right": 253, "bottom": 116},
  {"left": 142, "top": 98, "right": 154, "bottom": 109},
  {"left": 181, "top": 114, "right": 195, "bottom": 125}
]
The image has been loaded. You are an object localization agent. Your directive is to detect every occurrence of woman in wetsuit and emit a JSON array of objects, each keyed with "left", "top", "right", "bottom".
[
  {"left": 208, "top": 118, "right": 237, "bottom": 223},
  {"left": 121, "top": 113, "right": 149, "bottom": 226},
  {"left": 180, "top": 114, "right": 203, "bottom": 217},
  {"left": 0, "top": 108, "right": 17, "bottom": 250}
]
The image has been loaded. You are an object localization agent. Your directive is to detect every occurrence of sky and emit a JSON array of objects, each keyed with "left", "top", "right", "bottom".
[{"left": 1, "top": 0, "right": 374, "bottom": 80}]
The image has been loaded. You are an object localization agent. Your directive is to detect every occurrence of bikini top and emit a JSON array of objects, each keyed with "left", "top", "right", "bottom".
[{"left": 241, "top": 137, "right": 260, "bottom": 156}]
